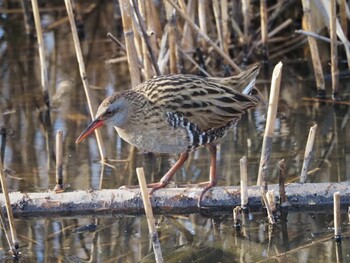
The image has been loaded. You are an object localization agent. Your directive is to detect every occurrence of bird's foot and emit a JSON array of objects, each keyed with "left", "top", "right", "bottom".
[
  {"left": 148, "top": 180, "right": 169, "bottom": 196},
  {"left": 197, "top": 180, "right": 217, "bottom": 208}
]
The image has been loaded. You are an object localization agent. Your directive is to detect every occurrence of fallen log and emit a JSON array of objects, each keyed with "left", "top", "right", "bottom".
[{"left": 1, "top": 182, "right": 350, "bottom": 218}]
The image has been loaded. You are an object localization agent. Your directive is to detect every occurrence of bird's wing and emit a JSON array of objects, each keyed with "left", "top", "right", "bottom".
[{"left": 136, "top": 66, "right": 260, "bottom": 132}]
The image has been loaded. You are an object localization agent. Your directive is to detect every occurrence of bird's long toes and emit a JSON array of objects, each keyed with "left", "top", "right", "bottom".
[{"left": 197, "top": 181, "right": 217, "bottom": 208}]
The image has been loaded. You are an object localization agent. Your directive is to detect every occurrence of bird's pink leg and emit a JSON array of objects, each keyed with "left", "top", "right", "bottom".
[
  {"left": 198, "top": 144, "right": 218, "bottom": 207},
  {"left": 149, "top": 152, "right": 189, "bottom": 195}
]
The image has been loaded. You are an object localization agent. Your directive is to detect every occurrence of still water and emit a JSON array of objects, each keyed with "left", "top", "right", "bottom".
[{"left": 0, "top": 1, "right": 350, "bottom": 262}]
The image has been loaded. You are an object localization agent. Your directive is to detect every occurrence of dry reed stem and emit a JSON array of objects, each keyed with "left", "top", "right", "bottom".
[
  {"left": 212, "top": 0, "right": 223, "bottom": 51},
  {"left": 233, "top": 206, "right": 242, "bottom": 228},
  {"left": 180, "top": 0, "right": 195, "bottom": 52},
  {"left": 119, "top": 0, "right": 141, "bottom": 87},
  {"left": 333, "top": 192, "right": 341, "bottom": 241},
  {"left": 0, "top": 211, "right": 15, "bottom": 257},
  {"left": 262, "top": 192, "right": 275, "bottom": 224},
  {"left": 165, "top": 1, "right": 178, "bottom": 74},
  {"left": 278, "top": 159, "right": 287, "bottom": 205},
  {"left": 166, "top": 0, "right": 241, "bottom": 72},
  {"left": 136, "top": 167, "right": 164, "bottom": 263},
  {"left": 21, "top": 0, "right": 32, "bottom": 35},
  {"left": 198, "top": 0, "right": 207, "bottom": 51},
  {"left": 301, "top": 0, "right": 325, "bottom": 95},
  {"left": 250, "top": 18, "right": 293, "bottom": 54},
  {"left": 241, "top": 0, "right": 251, "bottom": 47},
  {"left": 221, "top": 0, "right": 229, "bottom": 54},
  {"left": 300, "top": 124, "right": 317, "bottom": 183},
  {"left": 64, "top": 0, "right": 106, "bottom": 160},
  {"left": 339, "top": 0, "right": 348, "bottom": 35},
  {"left": 31, "top": 0, "right": 49, "bottom": 104},
  {"left": 330, "top": 0, "right": 339, "bottom": 98},
  {"left": 133, "top": 0, "right": 160, "bottom": 76},
  {"left": 240, "top": 156, "right": 248, "bottom": 208},
  {"left": 260, "top": 0, "right": 268, "bottom": 54},
  {"left": 0, "top": 156, "right": 19, "bottom": 255},
  {"left": 179, "top": 48, "right": 210, "bottom": 76},
  {"left": 54, "top": 130, "right": 64, "bottom": 192},
  {"left": 266, "top": 190, "right": 276, "bottom": 213},
  {"left": 257, "top": 62, "right": 283, "bottom": 187}
]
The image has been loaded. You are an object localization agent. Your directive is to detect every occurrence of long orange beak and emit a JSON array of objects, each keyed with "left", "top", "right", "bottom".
[{"left": 75, "top": 119, "right": 104, "bottom": 144}]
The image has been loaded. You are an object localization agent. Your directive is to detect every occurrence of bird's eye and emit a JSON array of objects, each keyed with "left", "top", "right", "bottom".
[{"left": 105, "top": 110, "right": 113, "bottom": 116}]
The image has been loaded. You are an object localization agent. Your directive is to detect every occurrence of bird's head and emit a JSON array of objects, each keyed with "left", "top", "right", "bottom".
[{"left": 75, "top": 93, "right": 129, "bottom": 144}]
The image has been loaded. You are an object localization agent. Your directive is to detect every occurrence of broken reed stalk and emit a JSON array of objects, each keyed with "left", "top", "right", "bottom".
[
  {"left": 278, "top": 159, "right": 287, "bottom": 205},
  {"left": 0, "top": 156, "right": 19, "bottom": 256},
  {"left": 260, "top": 0, "right": 268, "bottom": 59},
  {"left": 240, "top": 156, "right": 248, "bottom": 208},
  {"left": 333, "top": 191, "right": 341, "bottom": 242},
  {"left": 54, "top": 130, "right": 64, "bottom": 192},
  {"left": 330, "top": 0, "right": 339, "bottom": 99},
  {"left": 31, "top": 0, "right": 49, "bottom": 106},
  {"left": 64, "top": 0, "right": 106, "bottom": 160},
  {"left": 300, "top": 124, "right": 317, "bottom": 183},
  {"left": 301, "top": 0, "right": 326, "bottom": 98},
  {"left": 118, "top": 0, "right": 141, "bottom": 87},
  {"left": 257, "top": 62, "right": 283, "bottom": 188},
  {"left": 136, "top": 167, "right": 164, "bottom": 263},
  {"left": 166, "top": 0, "right": 241, "bottom": 72}
]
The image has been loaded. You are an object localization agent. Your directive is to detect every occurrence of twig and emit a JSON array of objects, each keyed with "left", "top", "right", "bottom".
[
  {"left": 136, "top": 167, "right": 164, "bottom": 263},
  {"left": 300, "top": 124, "right": 317, "bottom": 183},
  {"left": 64, "top": 0, "right": 106, "bottom": 161},
  {"left": 240, "top": 156, "right": 248, "bottom": 208},
  {"left": 54, "top": 130, "right": 64, "bottom": 193},
  {"left": 257, "top": 62, "right": 283, "bottom": 188},
  {"left": 295, "top": 29, "right": 343, "bottom": 45},
  {"left": 166, "top": 0, "right": 241, "bottom": 72},
  {"left": 107, "top": 32, "right": 126, "bottom": 50},
  {"left": 333, "top": 192, "right": 341, "bottom": 242},
  {"left": 0, "top": 156, "right": 19, "bottom": 256},
  {"left": 330, "top": 0, "right": 339, "bottom": 99}
]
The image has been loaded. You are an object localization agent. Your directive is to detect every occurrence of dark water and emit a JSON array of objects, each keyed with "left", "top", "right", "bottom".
[{"left": 0, "top": 1, "right": 350, "bottom": 262}]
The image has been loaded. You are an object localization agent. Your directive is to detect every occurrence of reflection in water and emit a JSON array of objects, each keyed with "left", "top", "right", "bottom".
[{"left": 0, "top": 1, "right": 349, "bottom": 262}]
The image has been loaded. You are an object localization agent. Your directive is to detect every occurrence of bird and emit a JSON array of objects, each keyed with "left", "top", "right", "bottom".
[{"left": 76, "top": 64, "right": 261, "bottom": 207}]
